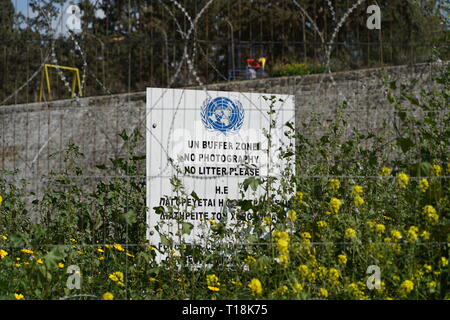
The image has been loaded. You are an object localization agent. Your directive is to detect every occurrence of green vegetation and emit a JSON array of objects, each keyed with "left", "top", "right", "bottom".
[
  {"left": 0, "top": 62, "right": 448, "bottom": 300},
  {"left": 271, "top": 62, "right": 326, "bottom": 77}
]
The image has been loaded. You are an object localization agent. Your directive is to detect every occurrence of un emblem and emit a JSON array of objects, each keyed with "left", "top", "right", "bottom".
[{"left": 201, "top": 97, "right": 244, "bottom": 135}]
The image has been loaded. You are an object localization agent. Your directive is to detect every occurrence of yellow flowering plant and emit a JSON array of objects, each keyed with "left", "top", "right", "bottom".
[{"left": 0, "top": 72, "right": 448, "bottom": 301}]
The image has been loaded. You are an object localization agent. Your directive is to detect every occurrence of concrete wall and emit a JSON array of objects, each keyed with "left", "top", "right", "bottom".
[{"left": 0, "top": 63, "right": 443, "bottom": 198}]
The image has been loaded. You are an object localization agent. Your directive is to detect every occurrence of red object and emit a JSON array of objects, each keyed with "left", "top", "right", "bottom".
[{"left": 246, "top": 59, "right": 261, "bottom": 69}]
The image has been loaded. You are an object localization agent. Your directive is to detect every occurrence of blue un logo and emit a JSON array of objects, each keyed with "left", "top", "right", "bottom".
[{"left": 201, "top": 97, "right": 244, "bottom": 135}]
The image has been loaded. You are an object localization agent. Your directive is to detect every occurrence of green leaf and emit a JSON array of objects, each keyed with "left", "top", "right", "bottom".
[
  {"left": 243, "top": 177, "right": 262, "bottom": 192},
  {"left": 285, "top": 121, "right": 295, "bottom": 131},
  {"left": 118, "top": 130, "right": 129, "bottom": 141},
  {"left": 387, "top": 93, "right": 396, "bottom": 104},
  {"left": 190, "top": 191, "right": 200, "bottom": 201},
  {"left": 181, "top": 222, "right": 194, "bottom": 235},
  {"left": 282, "top": 151, "right": 294, "bottom": 158},
  {"left": 406, "top": 95, "right": 420, "bottom": 106},
  {"left": 154, "top": 206, "right": 165, "bottom": 215},
  {"left": 398, "top": 111, "right": 407, "bottom": 121},
  {"left": 44, "top": 247, "right": 67, "bottom": 268},
  {"left": 159, "top": 234, "right": 171, "bottom": 246},
  {"left": 10, "top": 234, "right": 26, "bottom": 247},
  {"left": 121, "top": 210, "right": 137, "bottom": 225},
  {"left": 410, "top": 162, "right": 432, "bottom": 177},
  {"left": 396, "top": 137, "right": 414, "bottom": 153},
  {"left": 388, "top": 80, "right": 397, "bottom": 90}
]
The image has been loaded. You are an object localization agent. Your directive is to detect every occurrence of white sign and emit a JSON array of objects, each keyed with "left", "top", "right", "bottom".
[{"left": 146, "top": 88, "right": 295, "bottom": 248}]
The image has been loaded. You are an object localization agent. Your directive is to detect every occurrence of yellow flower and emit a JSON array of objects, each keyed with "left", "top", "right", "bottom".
[
  {"left": 407, "top": 226, "right": 419, "bottom": 242},
  {"left": 208, "top": 219, "right": 217, "bottom": 225},
  {"left": 0, "top": 249, "right": 8, "bottom": 259},
  {"left": 21, "top": 249, "right": 34, "bottom": 255},
  {"left": 380, "top": 167, "right": 392, "bottom": 176},
  {"left": 317, "top": 221, "right": 328, "bottom": 228},
  {"left": 58, "top": 263, "right": 65, "bottom": 269},
  {"left": 300, "top": 232, "right": 311, "bottom": 242},
  {"left": 330, "top": 198, "right": 341, "bottom": 214},
  {"left": 318, "top": 288, "right": 328, "bottom": 298},
  {"left": 390, "top": 230, "right": 402, "bottom": 241},
  {"left": 422, "top": 205, "right": 439, "bottom": 225},
  {"left": 109, "top": 272, "right": 125, "bottom": 286},
  {"left": 0, "top": 235, "right": 7, "bottom": 240},
  {"left": 338, "top": 254, "right": 348, "bottom": 265},
  {"left": 274, "top": 285, "right": 289, "bottom": 296},
  {"left": 344, "top": 228, "right": 357, "bottom": 240},
  {"left": 427, "top": 281, "right": 437, "bottom": 289},
  {"left": 352, "top": 185, "right": 364, "bottom": 195},
  {"left": 432, "top": 164, "right": 442, "bottom": 176},
  {"left": 307, "top": 271, "right": 317, "bottom": 282},
  {"left": 206, "top": 274, "right": 220, "bottom": 288},
  {"left": 105, "top": 245, "right": 113, "bottom": 249},
  {"left": 102, "top": 292, "right": 114, "bottom": 300},
  {"left": 97, "top": 248, "right": 104, "bottom": 253},
  {"left": 98, "top": 256, "right": 105, "bottom": 261},
  {"left": 263, "top": 216, "right": 271, "bottom": 226},
  {"left": 276, "top": 254, "right": 289, "bottom": 266},
  {"left": 273, "top": 230, "right": 290, "bottom": 241},
  {"left": 248, "top": 278, "right": 263, "bottom": 295},
  {"left": 69, "top": 238, "right": 76, "bottom": 243},
  {"left": 244, "top": 256, "right": 256, "bottom": 265},
  {"left": 113, "top": 244, "right": 125, "bottom": 252},
  {"left": 292, "top": 282, "right": 303, "bottom": 294},
  {"left": 126, "top": 252, "right": 134, "bottom": 258},
  {"left": 399, "top": 280, "right": 414, "bottom": 295},
  {"left": 419, "top": 179, "right": 429, "bottom": 193},
  {"left": 208, "top": 286, "right": 220, "bottom": 292},
  {"left": 440, "top": 257, "right": 449, "bottom": 267},
  {"left": 347, "top": 283, "right": 367, "bottom": 300},
  {"left": 328, "top": 268, "right": 340, "bottom": 283},
  {"left": 366, "top": 220, "right": 376, "bottom": 229},
  {"left": 427, "top": 213, "right": 439, "bottom": 225},
  {"left": 298, "top": 264, "right": 309, "bottom": 277},
  {"left": 375, "top": 224, "right": 385, "bottom": 233},
  {"left": 423, "top": 264, "right": 432, "bottom": 273},
  {"left": 287, "top": 210, "right": 297, "bottom": 221},
  {"left": 353, "top": 195, "right": 364, "bottom": 207},
  {"left": 296, "top": 192, "right": 304, "bottom": 203},
  {"left": 36, "top": 258, "right": 43, "bottom": 264},
  {"left": 422, "top": 205, "right": 437, "bottom": 216},
  {"left": 421, "top": 231, "right": 430, "bottom": 240},
  {"left": 277, "top": 239, "right": 289, "bottom": 253},
  {"left": 396, "top": 172, "right": 409, "bottom": 189},
  {"left": 14, "top": 293, "right": 24, "bottom": 300},
  {"left": 230, "top": 280, "right": 242, "bottom": 286},
  {"left": 328, "top": 178, "right": 340, "bottom": 193},
  {"left": 0, "top": 195, "right": 3, "bottom": 205}
]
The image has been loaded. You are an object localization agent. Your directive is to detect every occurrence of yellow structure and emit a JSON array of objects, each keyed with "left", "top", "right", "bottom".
[
  {"left": 39, "top": 64, "right": 83, "bottom": 102},
  {"left": 258, "top": 57, "right": 267, "bottom": 69}
]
